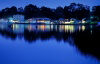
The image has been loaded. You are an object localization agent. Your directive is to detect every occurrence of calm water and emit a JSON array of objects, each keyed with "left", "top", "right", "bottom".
[{"left": 0, "top": 24, "right": 100, "bottom": 64}]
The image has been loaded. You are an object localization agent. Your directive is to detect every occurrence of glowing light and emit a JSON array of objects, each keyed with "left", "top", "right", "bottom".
[
  {"left": 44, "top": 21, "right": 50, "bottom": 24},
  {"left": 13, "top": 20, "right": 19, "bottom": 23},
  {"left": 12, "top": 24, "right": 19, "bottom": 30},
  {"left": 50, "top": 22, "right": 53, "bottom": 24},
  {"left": 50, "top": 25, "right": 54, "bottom": 30},
  {"left": 65, "top": 22, "right": 71, "bottom": 24},
  {"left": 64, "top": 25, "right": 74, "bottom": 33},
  {"left": 91, "top": 30, "right": 93, "bottom": 34},
  {"left": 9, "top": 19, "right": 19, "bottom": 23},
  {"left": 37, "top": 20, "right": 45, "bottom": 23},
  {"left": 38, "top": 25, "right": 46, "bottom": 31},
  {"left": 82, "top": 20, "right": 86, "bottom": 23},
  {"left": 78, "top": 26, "right": 81, "bottom": 31},
  {"left": 82, "top": 26, "right": 85, "bottom": 31},
  {"left": 10, "top": 20, "right": 13, "bottom": 22},
  {"left": 70, "top": 20, "right": 74, "bottom": 23}
]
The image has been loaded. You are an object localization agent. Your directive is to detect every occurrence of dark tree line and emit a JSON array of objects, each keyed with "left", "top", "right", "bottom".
[
  {"left": 92, "top": 6, "right": 100, "bottom": 21},
  {"left": 0, "top": 6, "right": 17, "bottom": 18},
  {"left": 0, "top": 3, "right": 100, "bottom": 20}
]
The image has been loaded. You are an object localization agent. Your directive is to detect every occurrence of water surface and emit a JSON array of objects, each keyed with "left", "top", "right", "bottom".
[{"left": 0, "top": 24, "right": 100, "bottom": 64}]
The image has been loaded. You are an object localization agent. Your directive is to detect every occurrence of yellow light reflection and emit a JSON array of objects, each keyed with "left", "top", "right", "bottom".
[
  {"left": 64, "top": 25, "right": 75, "bottom": 33},
  {"left": 38, "top": 25, "right": 46, "bottom": 31},
  {"left": 82, "top": 26, "right": 86, "bottom": 31},
  {"left": 12, "top": 24, "right": 19, "bottom": 30}
]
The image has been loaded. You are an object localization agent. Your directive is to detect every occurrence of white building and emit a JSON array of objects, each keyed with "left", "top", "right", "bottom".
[{"left": 13, "top": 14, "right": 25, "bottom": 23}]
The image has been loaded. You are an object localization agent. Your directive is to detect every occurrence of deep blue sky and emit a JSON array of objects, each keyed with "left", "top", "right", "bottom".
[{"left": 0, "top": 0, "right": 100, "bottom": 9}]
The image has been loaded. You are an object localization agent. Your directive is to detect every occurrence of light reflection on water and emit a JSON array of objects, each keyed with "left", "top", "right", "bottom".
[
  {"left": 0, "top": 24, "right": 100, "bottom": 64},
  {"left": 10, "top": 24, "right": 87, "bottom": 33}
]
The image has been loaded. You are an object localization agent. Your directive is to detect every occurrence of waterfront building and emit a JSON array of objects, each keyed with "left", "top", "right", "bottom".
[
  {"left": 13, "top": 14, "right": 25, "bottom": 23},
  {"left": 36, "top": 18, "right": 51, "bottom": 24}
]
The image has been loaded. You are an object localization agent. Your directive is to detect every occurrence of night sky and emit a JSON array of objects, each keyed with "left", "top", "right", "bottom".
[{"left": 0, "top": 0, "right": 100, "bottom": 9}]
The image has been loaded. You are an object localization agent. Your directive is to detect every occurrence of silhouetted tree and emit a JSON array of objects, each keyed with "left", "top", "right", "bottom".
[
  {"left": 64, "top": 3, "right": 90, "bottom": 20},
  {"left": 55, "top": 7, "right": 65, "bottom": 19},
  {"left": 10, "top": 6, "right": 17, "bottom": 14},
  {"left": 92, "top": 6, "right": 100, "bottom": 21},
  {"left": 75, "top": 4, "right": 90, "bottom": 20},
  {"left": 40, "top": 6, "right": 55, "bottom": 19},
  {"left": 0, "top": 6, "right": 17, "bottom": 18},
  {"left": 64, "top": 6, "right": 71, "bottom": 19},
  {"left": 18, "top": 7, "right": 24, "bottom": 14},
  {"left": 0, "top": 3, "right": 97, "bottom": 21},
  {"left": 24, "top": 4, "right": 40, "bottom": 19}
]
